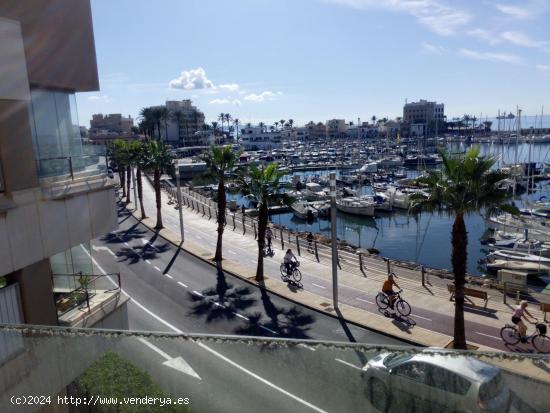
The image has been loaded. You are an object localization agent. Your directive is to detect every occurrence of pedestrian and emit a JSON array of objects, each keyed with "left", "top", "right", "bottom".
[
  {"left": 266, "top": 227, "right": 273, "bottom": 253},
  {"left": 307, "top": 232, "right": 314, "bottom": 253}
]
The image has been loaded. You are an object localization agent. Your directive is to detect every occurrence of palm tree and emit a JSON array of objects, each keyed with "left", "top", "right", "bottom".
[
  {"left": 224, "top": 113, "right": 232, "bottom": 132},
  {"left": 269, "top": 125, "right": 275, "bottom": 132},
  {"left": 371, "top": 115, "right": 377, "bottom": 125},
  {"left": 171, "top": 110, "right": 184, "bottom": 143},
  {"left": 218, "top": 113, "right": 225, "bottom": 134},
  {"left": 233, "top": 118, "right": 240, "bottom": 142},
  {"left": 159, "top": 107, "right": 169, "bottom": 140},
  {"left": 138, "top": 107, "right": 155, "bottom": 139},
  {"left": 211, "top": 121, "right": 219, "bottom": 134},
  {"left": 129, "top": 141, "right": 147, "bottom": 219},
  {"left": 410, "top": 148, "right": 517, "bottom": 349},
  {"left": 149, "top": 107, "right": 163, "bottom": 139},
  {"left": 279, "top": 119, "right": 285, "bottom": 130},
  {"left": 110, "top": 140, "right": 129, "bottom": 198},
  {"left": 274, "top": 121, "right": 279, "bottom": 131},
  {"left": 237, "top": 163, "right": 285, "bottom": 281},
  {"left": 144, "top": 140, "right": 173, "bottom": 229},
  {"left": 288, "top": 119, "right": 294, "bottom": 129},
  {"left": 258, "top": 122, "right": 265, "bottom": 133},
  {"left": 201, "top": 145, "right": 238, "bottom": 268}
]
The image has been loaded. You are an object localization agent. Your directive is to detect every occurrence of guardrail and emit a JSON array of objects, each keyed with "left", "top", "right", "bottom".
[{"left": 36, "top": 150, "right": 107, "bottom": 181}]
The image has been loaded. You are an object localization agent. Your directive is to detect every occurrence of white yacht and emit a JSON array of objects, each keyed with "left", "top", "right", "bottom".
[
  {"left": 336, "top": 197, "right": 375, "bottom": 216},
  {"left": 304, "top": 182, "right": 329, "bottom": 201},
  {"left": 291, "top": 201, "right": 318, "bottom": 220}
]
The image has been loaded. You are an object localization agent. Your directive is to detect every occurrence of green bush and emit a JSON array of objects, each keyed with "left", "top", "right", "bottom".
[{"left": 78, "top": 351, "right": 194, "bottom": 413}]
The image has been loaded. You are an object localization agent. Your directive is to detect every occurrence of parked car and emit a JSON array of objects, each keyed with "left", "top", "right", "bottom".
[{"left": 362, "top": 352, "right": 510, "bottom": 413}]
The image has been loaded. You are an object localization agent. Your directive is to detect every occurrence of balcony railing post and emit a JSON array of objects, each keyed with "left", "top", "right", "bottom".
[{"left": 314, "top": 240, "right": 319, "bottom": 262}]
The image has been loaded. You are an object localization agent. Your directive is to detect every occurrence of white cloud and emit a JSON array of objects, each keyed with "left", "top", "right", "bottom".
[
  {"left": 243, "top": 91, "right": 280, "bottom": 102},
  {"left": 500, "top": 31, "right": 550, "bottom": 52},
  {"left": 326, "top": 0, "right": 472, "bottom": 35},
  {"left": 420, "top": 42, "right": 445, "bottom": 55},
  {"left": 219, "top": 83, "right": 240, "bottom": 92},
  {"left": 169, "top": 67, "right": 215, "bottom": 90},
  {"left": 467, "top": 28, "right": 501, "bottom": 45},
  {"left": 209, "top": 98, "right": 241, "bottom": 105},
  {"left": 458, "top": 48, "right": 524, "bottom": 65},
  {"left": 536, "top": 64, "right": 550, "bottom": 71},
  {"left": 495, "top": 4, "right": 535, "bottom": 19},
  {"left": 87, "top": 95, "right": 110, "bottom": 102}
]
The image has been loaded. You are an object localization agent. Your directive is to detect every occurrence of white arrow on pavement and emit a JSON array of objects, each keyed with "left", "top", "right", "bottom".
[
  {"left": 138, "top": 338, "right": 201, "bottom": 380},
  {"left": 141, "top": 239, "right": 158, "bottom": 250},
  {"left": 91, "top": 245, "right": 116, "bottom": 257}
]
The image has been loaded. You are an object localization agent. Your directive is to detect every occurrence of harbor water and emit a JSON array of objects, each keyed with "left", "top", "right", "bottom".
[{"left": 227, "top": 142, "right": 549, "bottom": 276}]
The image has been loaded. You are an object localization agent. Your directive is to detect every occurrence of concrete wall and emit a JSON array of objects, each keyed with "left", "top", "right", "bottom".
[
  {"left": 0, "top": 187, "right": 117, "bottom": 277},
  {"left": 0, "top": 0, "right": 99, "bottom": 92}
]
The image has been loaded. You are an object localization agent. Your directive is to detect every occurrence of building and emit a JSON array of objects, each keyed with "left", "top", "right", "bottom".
[
  {"left": 326, "top": 119, "right": 348, "bottom": 139},
  {"left": 0, "top": 0, "right": 124, "bottom": 329},
  {"left": 159, "top": 100, "right": 205, "bottom": 147},
  {"left": 346, "top": 122, "right": 378, "bottom": 140},
  {"left": 239, "top": 126, "right": 284, "bottom": 151},
  {"left": 403, "top": 99, "right": 445, "bottom": 124},
  {"left": 89, "top": 113, "right": 134, "bottom": 140},
  {"left": 305, "top": 121, "right": 328, "bottom": 141}
]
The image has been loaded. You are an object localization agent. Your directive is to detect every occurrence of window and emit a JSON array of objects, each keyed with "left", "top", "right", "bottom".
[
  {"left": 393, "top": 362, "right": 429, "bottom": 383},
  {"left": 427, "top": 366, "right": 471, "bottom": 395}
]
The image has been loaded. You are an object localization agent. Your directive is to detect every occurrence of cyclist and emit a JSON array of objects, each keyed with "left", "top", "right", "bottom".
[
  {"left": 284, "top": 249, "right": 298, "bottom": 276},
  {"left": 382, "top": 273, "right": 401, "bottom": 310},
  {"left": 265, "top": 227, "right": 273, "bottom": 252},
  {"left": 512, "top": 300, "right": 538, "bottom": 342}
]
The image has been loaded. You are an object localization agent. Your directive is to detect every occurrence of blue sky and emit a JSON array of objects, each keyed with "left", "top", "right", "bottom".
[{"left": 77, "top": 0, "right": 550, "bottom": 128}]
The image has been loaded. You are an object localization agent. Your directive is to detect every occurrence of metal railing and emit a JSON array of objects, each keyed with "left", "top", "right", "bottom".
[
  {"left": 53, "top": 272, "right": 121, "bottom": 316},
  {"left": 36, "top": 147, "right": 107, "bottom": 181}
]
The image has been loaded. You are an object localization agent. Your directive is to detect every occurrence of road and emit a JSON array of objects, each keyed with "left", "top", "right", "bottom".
[{"left": 83, "top": 204, "right": 548, "bottom": 413}]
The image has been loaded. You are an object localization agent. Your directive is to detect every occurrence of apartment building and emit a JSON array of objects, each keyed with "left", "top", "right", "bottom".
[
  {"left": 326, "top": 119, "right": 348, "bottom": 139},
  {"left": 403, "top": 99, "right": 445, "bottom": 123},
  {"left": 89, "top": 113, "right": 135, "bottom": 141},
  {"left": 239, "top": 126, "right": 283, "bottom": 150},
  {"left": 0, "top": 0, "right": 122, "bottom": 328},
  {"left": 159, "top": 99, "right": 206, "bottom": 146}
]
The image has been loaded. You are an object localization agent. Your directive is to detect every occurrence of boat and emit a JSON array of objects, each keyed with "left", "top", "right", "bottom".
[
  {"left": 488, "top": 250, "right": 550, "bottom": 264},
  {"left": 304, "top": 182, "right": 329, "bottom": 201},
  {"left": 484, "top": 237, "right": 549, "bottom": 255},
  {"left": 485, "top": 259, "right": 550, "bottom": 274},
  {"left": 359, "top": 161, "right": 378, "bottom": 173},
  {"left": 372, "top": 193, "right": 392, "bottom": 212},
  {"left": 336, "top": 197, "right": 375, "bottom": 216},
  {"left": 291, "top": 201, "right": 318, "bottom": 220}
]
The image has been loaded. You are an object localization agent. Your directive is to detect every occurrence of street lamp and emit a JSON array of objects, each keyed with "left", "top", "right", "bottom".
[
  {"left": 174, "top": 161, "right": 185, "bottom": 242},
  {"left": 329, "top": 172, "right": 338, "bottom": 309}
]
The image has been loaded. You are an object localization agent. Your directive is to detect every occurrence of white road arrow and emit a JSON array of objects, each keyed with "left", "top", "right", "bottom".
[
  {"left": 138, "top": 338, "right": 201, "bottom": 380},
  {"left": 91, "top": 245, "right": 116, "bottom": 257},
  {"left": 141, "top": 239, "right": 158, "bottom": 250}
]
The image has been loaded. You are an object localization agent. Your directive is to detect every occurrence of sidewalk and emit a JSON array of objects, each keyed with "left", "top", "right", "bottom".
[{"left": 124, "top": 176, "right": 550, "bottom": 382}]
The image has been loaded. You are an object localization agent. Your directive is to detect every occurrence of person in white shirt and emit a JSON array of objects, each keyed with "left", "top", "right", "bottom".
[{"left": 283, "top": 249, "right": 297, "bottom": 275}]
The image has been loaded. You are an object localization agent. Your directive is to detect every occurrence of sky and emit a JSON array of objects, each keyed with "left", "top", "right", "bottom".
[{"left": 77, "top": 0, "right": 550, "bottom": 128}]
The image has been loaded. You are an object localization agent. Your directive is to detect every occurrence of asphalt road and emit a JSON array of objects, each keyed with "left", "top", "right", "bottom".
[{"left": 84, "top": 204, "right": 548, "bottom": 413}]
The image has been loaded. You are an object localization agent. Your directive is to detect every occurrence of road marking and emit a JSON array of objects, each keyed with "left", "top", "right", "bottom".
[
  {"left": 475, "top": 331, "right": 501, "bottom": 340},
  {"left": 259, "top": 325, "right": 278, "bottom": 334},
  {"left": 178, "top": 281, "right": 188, "bottom": 288},
  {"left": 233, "top": 312, "right": 249, "bottom": 321},
  {"left": 298, "top": 343, "right": 316, "bottom": 352},
  {"left": 311, "top": 283, "right": 326, "bottom": 289},
  {"left": 145, "top": 259, "right": 152, "bottom": 265},
  {"left": 335, "top": 358, "right": 362, "bottom": 371},
  {"left": 356, "top": 298, "right": 374, "bottom": 304},
  {"left": 84, "top": 236, "right": 329, "bottom": 413},
  {"left": 412, "top": 314, "right": 432, "bottom": 322},
  {"left": 154, "top": 266, "right": 161, "bottom": 271},
  {"left": 192, "top": 290, "right": 203, "bottom": 297},
  {"left": 91, "top": 245, "right": 116, "bottom": 257},
  {"left": 214, "top": 302, "right": 226, "bottom": 308},
  {"left": 124, "top": 242, "right": 130, "bottom": 247},
  {"left": 138, "top": 338, "right": 201, "bottom": 380},
  {"left": 165, "top": 273, "right": 174, "bottom": 279},
  {"left": 228, "top": 251, "right": 237, "bottom": 255}
]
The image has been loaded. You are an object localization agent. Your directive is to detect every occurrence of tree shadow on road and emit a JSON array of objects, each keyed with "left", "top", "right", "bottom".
[
  {"left": 188, "top": 270, "right": 257, "bottom": 323},
  {"left": 114, "top": 243, "right": 170, "bottom": 265},
  {"left": 237, "top": 285, "right": 315, "bottom": 339},
  {"left": 101, "top": 223, "right": 147, "bottom": 245}
]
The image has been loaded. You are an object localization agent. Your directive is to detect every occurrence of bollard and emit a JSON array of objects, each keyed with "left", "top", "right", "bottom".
[
  {"left": 421, "top": 265, "right": 426, "bottom": 287},
  {"left": 516, "top": 289, "right": 520, "bottom": 305},
  {"left": 288, "top": 231, "right": 291, "bottom": 244},
  {"left": 208, "top": 206, "right": 212, "bottom": 220},
  {"left": 280, "top": 228, "right": 284, "bottom": 249},
  {"left": 296, "top": 236, "right": 301, "bottom": 256},
  {"left": 314, "top": 240, "right": 319, "bottom": 262},
  {"left": 243, "top": 216, "right": 246, "bottom": 235},
  {"left": 503, "top": 282, "right": 507, "bottom": 305},
  {"left": 202, "top": 204, "right": 206, "bottom": 216},
  {"left": 386, "top": 258, "right": 391, "bottom": 275},
  {"left": 253, "top": 222, "right": 257, "bottom": 239},
  {"left": 359, "top": 252, "right": 363, "bottom": 273},
  {"left": 232, "top": 214, "right": 236, "bottom": 230}
]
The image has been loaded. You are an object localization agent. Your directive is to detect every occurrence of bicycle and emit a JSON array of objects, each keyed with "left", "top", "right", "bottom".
[
  {"left": 375, "top": 289, "right": 411, "bottom": 317},
  {"left": 500, "top": 322, "right": 550, "bottom": 353},
  {"left": 280, "top": 261, "right": 302, "bottom": 283}
]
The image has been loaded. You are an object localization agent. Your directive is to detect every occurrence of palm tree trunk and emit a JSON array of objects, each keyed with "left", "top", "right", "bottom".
[
  {"left": 136, "top": 167, "right": 146, "bottom": 219},
  {"left": 214, "top": 176, "right": 226, "bottom": 264},
  {"left": 126, "top": 165, "right": 131, "bottom": 203},
  {"left": 451, "top": 211, "right": 467, "bottom": 349},
  {"left": 256, "top": 202, "right": 268, "bottom": 281},
  {"left": 154, "top": 168, "right": 163, "bottom": 229},
  {"left": 119, "top": 168, "right": 126, "bottom": 198}
]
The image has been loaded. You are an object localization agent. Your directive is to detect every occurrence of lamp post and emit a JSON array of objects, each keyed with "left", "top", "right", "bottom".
[
  {"left": 132, "top": 167, "right": 138, "bottom": 211},
  {"left": 330, "top": 172, "right": 338, "bottom": 309},
  {"left": 174, "top": 161, "right": 185, "bottom": 242}
]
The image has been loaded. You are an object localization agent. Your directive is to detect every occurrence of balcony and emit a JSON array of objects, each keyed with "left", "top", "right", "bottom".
[{"left": 0, "top": 324, "right": 548, "bottom": 413}]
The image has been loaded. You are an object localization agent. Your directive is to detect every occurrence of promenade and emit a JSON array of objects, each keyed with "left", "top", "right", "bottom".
[{"left": 130, "top": 176, "right": 550, "bottom": 381}]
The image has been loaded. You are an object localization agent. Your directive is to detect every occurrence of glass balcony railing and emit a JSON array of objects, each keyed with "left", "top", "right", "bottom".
[
  {"left": 0, "top": 324, "right": 549, "bottom": 413},
  {"left": 36, "top": 145, "right": 109, "bottom": 182}
]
